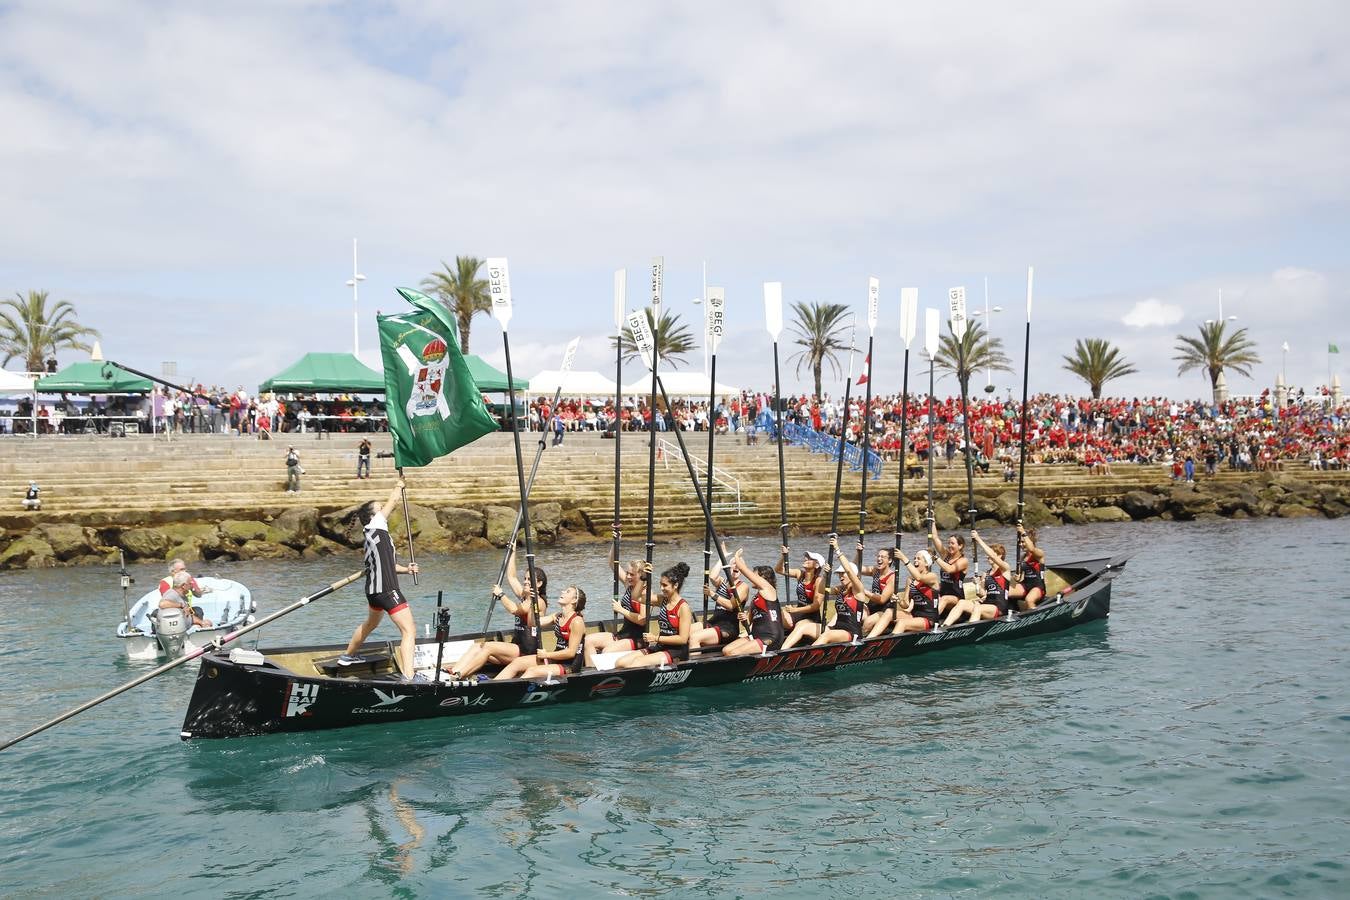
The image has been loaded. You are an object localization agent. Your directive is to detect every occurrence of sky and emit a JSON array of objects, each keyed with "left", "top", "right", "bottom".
[{"left": 2, "top": 0, "right": 1347, "bottom": 401}]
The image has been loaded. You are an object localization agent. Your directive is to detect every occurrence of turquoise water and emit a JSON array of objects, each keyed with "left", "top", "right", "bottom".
[{"left": 1, "top": 519, "right": 1346, "bottom": 898}]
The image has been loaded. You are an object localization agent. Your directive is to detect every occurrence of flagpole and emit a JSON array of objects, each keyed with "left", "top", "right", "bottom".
[
  {"left": 856, "top": 277, "right": 878, "bottom": 572},
  {"left": 895, "top": 288, "right": 918, "bottom": 555},
  {"left": 396, "top": 467, "right": 418, "bottom": 585},
  {"left": 764, "top": 283, "right": 792, "bottom": 624}
]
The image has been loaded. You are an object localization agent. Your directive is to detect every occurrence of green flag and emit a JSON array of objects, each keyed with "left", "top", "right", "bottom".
[
  {"left": 378, "top": 287, "right": 499, "bottom": 468},
  {"left": 1331, "top": 343, "right": 1341, "bottom": 354}
]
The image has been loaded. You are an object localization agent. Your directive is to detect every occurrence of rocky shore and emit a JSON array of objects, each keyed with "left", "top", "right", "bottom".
[{"left": 0, "top": 471, "right": 1344, "bottom": 570}]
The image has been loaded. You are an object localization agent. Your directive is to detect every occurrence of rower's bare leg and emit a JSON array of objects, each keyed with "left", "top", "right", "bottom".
[
  {"left": 780, "top": 621, "right": 817, "bottom": 650},
  {"left": 344, "top": 607, "right": 384, "bottom": 658},
  {"left": 389, "top": 606, "right": 417, "bottom": 678},
  {"left": 866, "top": 609, "right": 894, "bottom": 638},
  {"left": 584, "top": 631, "right": 612, "bottom": 668},
  {"left": 1023, "top": 587, "right": 1045, "bottom": 609}
]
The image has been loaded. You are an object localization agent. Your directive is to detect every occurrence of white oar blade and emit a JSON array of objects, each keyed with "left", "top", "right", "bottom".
[
  {"left": 1026, "top": 266, "right": 1035, "bottom": 322},
  {"left": 764, "top": 281, "right": 783, "bottom": 340},
  {"left": 650, "top": 256, "right": 664, "bottom": 314},
  {"left": 706, "top": 287, "right": 726, "bottom": 354},
  {"left": 562, "top": 337, "right": 580, "bottom": 373},
  {"left": 924, "top": 307, "right": 940, "bottom": 358},
  {"left": 614, "top": 269, "right": 627, "bottom": 330},
  {"left": 948, "top": 286, "right": 967, "bottom": 340},
  {"left": 846, "top": 315, "right": 858, "bottom": 377},
  {"left": 867, "top": 277, "right": 880, "bottom": 335},
  {"left": 487, "top": 257, "right": 513, "bottom": 329},
  {"left": 900, "top": 287, "right": 918, "bottom": 348},
  {"left": 627, "top": 309, "right": 656, "bottom": 371}
]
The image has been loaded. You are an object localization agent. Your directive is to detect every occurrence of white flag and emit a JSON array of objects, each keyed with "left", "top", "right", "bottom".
[
  {"left": 627, "top": 310, "right": 655, "bottom": 370},
  {"left": 562, "top": 337, "right": 580, "bottom": 373},
  {"left": 650, "top": 257, "right": 664, "bottom": 312},
  {"left": 706, "top": 288, "right": 726, "bottom": 354},
  {"left": 900, "top": 287, "right": 918, "bottom": 349},
  {"left": 487, "top": 257, "right": 513, "bottom": 329},
  {"left": 867, "top": 277, "right": 879, "bottom": 334}
]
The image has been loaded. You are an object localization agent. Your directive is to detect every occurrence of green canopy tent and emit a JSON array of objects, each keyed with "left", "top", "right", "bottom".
[
  {"left": 258, "top": 353, "right": 384, "bottom": 394},
  {"left": 463, "top": 354, "right": 527, "bottom": 392},
  {"left": 35, "top": 361, "right": 154, "bottom": 394}
]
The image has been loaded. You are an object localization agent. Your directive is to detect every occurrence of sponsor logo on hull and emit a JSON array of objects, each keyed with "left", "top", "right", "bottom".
[
  {"left": 439, "top": 693, "right": 491, "bottom": 708},
  {"left": 648, "top": 669, "right": 691, "bottom": 692},
  {"left": 590, "top": 676, "right": 626, "bottom": 698},
  {"left": 747, "top": 638, "right": 899, "bottom": 678},
  {"left": 520, "top": 683, "right": 563, "bottom": 705},
  {"left": 283, "top": 682, "right": 319, "bottom": 717},
  {"left": 353, "top": 688, "right": 410, "bottom": 714}
]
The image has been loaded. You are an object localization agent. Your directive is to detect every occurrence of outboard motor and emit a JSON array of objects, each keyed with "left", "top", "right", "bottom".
[{"left": 154, "top": 605, "right": 189, "bottom": 657}]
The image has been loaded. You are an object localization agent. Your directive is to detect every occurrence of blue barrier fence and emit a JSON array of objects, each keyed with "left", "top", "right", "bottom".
[{"left": 781, "top": 422, "right": 883, "bottom": 480}]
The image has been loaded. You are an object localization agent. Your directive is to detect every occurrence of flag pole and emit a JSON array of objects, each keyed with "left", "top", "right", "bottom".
[
  {"left": 701, "top": 287, "right": 726, "bottom": 627},
  {"left": 822, "top": 317, "right": 857, "bottom": 601},
  {"left": 895, "top": 288, "right": 918, "bottom": 555},
  {"left": 396, "top": 467, "right": 418, "bottom": 584},
  {"left": 1015, "top": 267, "right": 1034, "bottom": 578},
  {"left": 487, "top": 258, "right": 542, "bottom": 647},
  {"left": 764, "top": 282, "right": 792, "bottom": 621},
  {"left": 856, "top": 278, "right": 878, "bottom": 572}
]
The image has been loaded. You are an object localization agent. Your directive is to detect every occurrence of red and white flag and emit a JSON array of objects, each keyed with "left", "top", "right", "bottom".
[{"left": 856, "top": 354, "right": 871, "bottom": 386}]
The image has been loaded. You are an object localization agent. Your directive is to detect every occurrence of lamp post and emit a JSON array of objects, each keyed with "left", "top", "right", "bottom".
[
  {"left": 346, "top": 238, "right": 366, "bottom": 357},
  {"left": 1204, "top": 288, "right": 1237, "bottom": 326},
  {"left": 970, "top": 276, "right": 1003, "bottom": 393}
]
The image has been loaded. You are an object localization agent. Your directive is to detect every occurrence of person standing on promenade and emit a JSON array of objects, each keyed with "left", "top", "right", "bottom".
[
  {"left": 338, "top": 478, "right": 423, "bottom": 681},
  {"left": 357, "top": 438, "right": 372, "bottom": 479},
  {"left": 285, "top": 446, "right": 302, "bottom": 493}
]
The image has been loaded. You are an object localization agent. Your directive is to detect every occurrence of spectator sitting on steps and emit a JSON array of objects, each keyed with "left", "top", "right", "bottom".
[{"left": 23, "top": 481, "right": 40, "bottom": 510}]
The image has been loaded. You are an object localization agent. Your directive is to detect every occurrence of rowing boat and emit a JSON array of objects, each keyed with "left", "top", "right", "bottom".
[{"left": 179, "top": 555, "right": 1124, "bottom": 740}]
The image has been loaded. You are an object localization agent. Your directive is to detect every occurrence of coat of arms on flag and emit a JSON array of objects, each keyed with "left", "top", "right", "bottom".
[{"left": 405, "top": 336, "right": 449, "bottom": 419}]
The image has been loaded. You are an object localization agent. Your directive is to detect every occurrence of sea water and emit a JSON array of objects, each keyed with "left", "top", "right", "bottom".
[{"left": 0, "top": 518, "right": 1346, "bottom": 898}]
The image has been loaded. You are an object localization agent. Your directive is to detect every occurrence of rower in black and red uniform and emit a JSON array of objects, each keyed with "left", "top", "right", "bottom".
[
  {"left": 616, "top": 563, "right": 692, "bottom": 669},
  {"left": 1008, "top": 525, "right": 1048, "bottom": 610},
  {"left": 943, "top": 531, "right": 1011, "bottom": 626},
  {"left": 813, "top": 536, "right": 866, "bottom": 647},
  {"left": 859, "top": 545, "right": 898, "bottom": 637},
  {"left": 892, "top": 548, "right": 941, "bottom": 634},
  {"left": 495, "top": 586, "right": 588, "bottom": 680},
  {"left": 929, "top": 522, "right": 970, "bottom": 617},
  {"left": 584, "top": 556, "right": 650, "bottom": 667},
  {"left": 722, "top": 549, "right": 785, "bottom": 657},
  {"left": 777, "top": 547, "right": 827, "bottom": 650},
  {"left": 689, "top": 553, "right": 747, "bottom": 650}
]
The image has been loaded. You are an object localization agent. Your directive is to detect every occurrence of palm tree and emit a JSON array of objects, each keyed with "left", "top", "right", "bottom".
[
  {"left": 420, "top": 257, "right": 490, "bottom": 354},
  {"left": 1173, "top": 321, "right": 1261, "bottom": 404},
  {"left": 1061, "top": 338, "right": 1138, "bottom": 398},
  {"left": 788, "top": 301, "right": 852, "bottom": 397},
  {"left": 613, "top": 309, "right": 696, "bottom": 369},
  {"left": 935, "top": 320, "right": 1012, "bottom": 397},
  {"left": 0, "top": 290, "right": 99, "bottom": 373}
]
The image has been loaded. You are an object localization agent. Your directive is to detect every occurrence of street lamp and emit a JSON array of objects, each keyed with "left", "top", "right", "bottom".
[
  {"left": 970, "top": 276, "right": 1003, "bottom": 392},
  {"left": 1204, "top": 287, "right": 1237, "bottom": 326},
  {"left": 345, "top": 238, "right": 366, "bottom": 357}
]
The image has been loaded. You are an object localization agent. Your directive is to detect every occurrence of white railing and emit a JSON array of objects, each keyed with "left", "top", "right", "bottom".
[{"left": 657, "top": 438, "right": 743, "bottom": 513}]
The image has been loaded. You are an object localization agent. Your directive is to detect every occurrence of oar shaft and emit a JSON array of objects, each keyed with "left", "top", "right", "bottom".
[
  {"left": 656, "top": 377, "right": 731, "bottom": 575},
  {"left": 501, "top": 332, "right": 542, "bottom": 643},
  {"left": 1015, "top": 318, "right": 1032, "bottom": 573},
  {"left": 701, "top": 353, "right": 719, "bottom": 624},
  {"left": 926, "top": 359, "right": 935, "bottom": 526},
  {"left": 612, "top": 333, "right": 623, "bottom": 609},
  {"left": 823, "top": 375, "right": 855, "bottom": 590},
  {"left": 959, "top": 363, "right": 978, "bottom": 572},
  {"left": 856, "top": 336, "right": 874, "bottom": 571},
  {"left": 643, "top": 351, "right": 659, "bottom": 631},
  {"left": 772, "top": 340, "right": 792, "bottom": 615},
  {"left": 895, "top": 348, "right": 910, "bottom": 551},
  {"left": 0, "top": 571, "right": 362, "bottom": 753}
]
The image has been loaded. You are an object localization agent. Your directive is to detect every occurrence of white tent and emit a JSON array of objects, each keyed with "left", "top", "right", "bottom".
[
  {"left": 0, "top": 369, "right": 36, "bottom": 395},
  {"left": 527, "top": 369, "right": 618, "bottom": 397},
  {"left": 620, "top": 370, "right": 740, "bottom": 397}
]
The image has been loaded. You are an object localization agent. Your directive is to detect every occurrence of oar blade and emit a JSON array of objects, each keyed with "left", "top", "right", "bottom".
[
  {"left": 900, "top": 287, "right": 918, "bottom": 348},
  {"left": 487, "top": 257, "right": 513, "bottom": 330},
  {"left": 764, "top": 281, "right": 783, "bottom": 340}
]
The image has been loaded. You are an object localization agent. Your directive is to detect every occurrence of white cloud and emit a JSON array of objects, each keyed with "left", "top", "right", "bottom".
[{"left": 1121, "top": 298, "right": 1185, "bottom": 329}]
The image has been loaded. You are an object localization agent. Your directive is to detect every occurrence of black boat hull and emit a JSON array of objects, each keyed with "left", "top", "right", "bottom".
[{"left": 180, "top": 556, "right": 1124, "bottom": 740}]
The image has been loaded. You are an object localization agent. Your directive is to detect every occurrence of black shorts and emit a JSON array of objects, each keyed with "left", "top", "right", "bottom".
[{"left": 367, "top": 590, "right": 408, "bottom": 615}]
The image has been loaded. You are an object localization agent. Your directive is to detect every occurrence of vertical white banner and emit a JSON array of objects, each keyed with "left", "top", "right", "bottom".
[
  {"left": 627, "top": 310, "right": 655, "bottom": 371},
  {"left": 614, "top": 269, "right": 627, "bottom": 330},
  {"left": 867, "top": 277, "right": 879, "bottom": 335},
  {"left": 650, "top": 257, "right": 664, "bottom": 314},
  {"left": 487, "top": 257, "right": 513, "bottom": 329},
  {"left": 948, "top": 286, "right": 967, "bottom": 340},
  {"left": 764, "top": 282, "right": 783, "bottom": 340},
  {"left": 705, "top": 288, "right": 726, "bottom": 354},
  {"left": 924, "top": 308, "right": 940, "bottom": 358},
  {"left": 900, "top": 287, "right": 918, "bottom": 349},
  {"left": 562, "top": 336, "right": 580, "bottom": 373}
]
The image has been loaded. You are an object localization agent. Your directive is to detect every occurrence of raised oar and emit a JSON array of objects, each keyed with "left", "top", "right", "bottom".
[
  {"left": 821, "top": 319, "right": 858, "bottom": 603},
  {"left": 1014, "top": 267, "right": 1034, "bottom": 579},
  {"left": 924, "top": 308, "right": 940, "bottom": 535},
  {"left": 765, "top": 282, "right": 793, "bottom": 611},
  {"left": 0, "top": 571, "right": 363, "bottom": 752},
  {"left": 611, "top": 269, "right": 626, "bottom": 631},
  {"left": 855, "top": 278, "right": 879, "bottom": 572},
  {"left": 948, "top": 286, "right": 980, "bottom": 587},
  {"left": 700, "top": 287, "right": 727, "bottom": 626},
  {"left": 630, "top": 255, "right": 663, "bottom": 633},
  {"left": 480, "top": 338, "right": 580, "bottom": 632},
  {"left": 894, "top": 288, "right": 918, "bottom": 553}
]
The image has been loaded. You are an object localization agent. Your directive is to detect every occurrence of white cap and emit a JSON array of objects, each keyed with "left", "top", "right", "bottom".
[
  {"left": 804, "top": 551, "right": 826, "bottom": 567},
  {"left": 914, "top": 550, "right": 933, "bottom": 567}
]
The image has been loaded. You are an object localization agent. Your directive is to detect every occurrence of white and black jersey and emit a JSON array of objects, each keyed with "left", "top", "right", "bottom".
[{"left": 362, "top": 513, "right": 405, "bottom": 612}]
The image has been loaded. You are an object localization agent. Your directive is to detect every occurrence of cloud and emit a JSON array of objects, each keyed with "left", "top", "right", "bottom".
[{"left": 1121, "top": 298, "right": 1185, "bottom": 329}]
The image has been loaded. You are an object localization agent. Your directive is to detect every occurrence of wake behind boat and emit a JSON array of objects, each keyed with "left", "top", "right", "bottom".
[
  {"left": 179, "top": 556, "right": 1122, "bottom": 740},
  {"left": 116, "top": 577, "right": 256, "bottom": 660}
]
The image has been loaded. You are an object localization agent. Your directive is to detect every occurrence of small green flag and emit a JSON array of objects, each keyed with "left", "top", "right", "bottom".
[
  {"left": 378, "top": 287, "right": 499, "bottom": 468},
  {"left": 1331, "top": 343, "right": 1341, "bottom": 354}
]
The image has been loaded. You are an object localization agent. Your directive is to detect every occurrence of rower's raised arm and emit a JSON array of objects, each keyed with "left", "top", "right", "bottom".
[{"left": 504, "top": 547, "right": 524, "bottom": 598}]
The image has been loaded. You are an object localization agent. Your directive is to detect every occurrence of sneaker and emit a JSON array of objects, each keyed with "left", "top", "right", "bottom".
[
  {"left": 400, "top": 673, "right": 431, "bottom": 684},
  {"left": 336, "top": 654, "right": 364, "bottom": 666}
]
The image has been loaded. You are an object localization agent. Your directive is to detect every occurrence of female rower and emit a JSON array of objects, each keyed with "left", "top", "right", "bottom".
[
  {"left": 1008, "top": 525, "right": 1048, "bottom": 610},
  {"left": 446, "top": 550, "right": 547, "bottom": 681},
  {"left": 721, "top": 550, "right": 786, "bottom": 656},
  {"left": 858, "top": 544, "right": 898, "bottom": 638},
  {"left": 616, "top": 562, "right": 693, "bottom": 668},
  {"left": 929, "top": 523, "right": 969, "bottom": 616},
  {"left": 890, "top": 548, "right": 941, "bottom": 634},
  {"left": 777, "top": 547, "right": 827, "bottom": 650},
  {"left": 689, "top": 548, "right": 747, "bottom": 649},
  {"left": 493, "top": 586, "right": 588, "bottom": 680},
  {"left": 942, "top": 531, "right": 1010, "bottom": 626},
  {"left": 583, "top": 555, "right": 650, "bottom": 667},
  {"left": 812, "top": 536, "right": 866, "bottom": 646}
]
